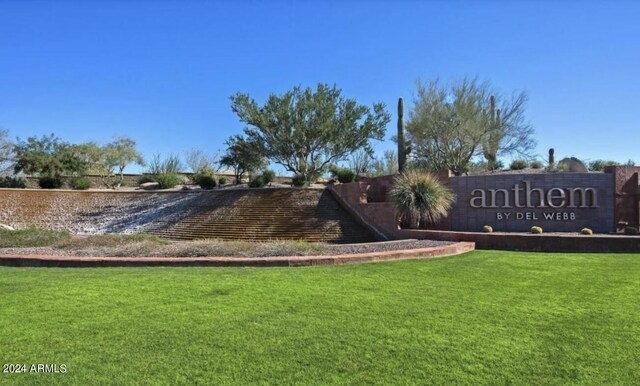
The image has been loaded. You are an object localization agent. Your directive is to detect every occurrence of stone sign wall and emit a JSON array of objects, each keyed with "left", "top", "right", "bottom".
[{"left": 448, "top": 173, "right": 615, "bottom": 233}]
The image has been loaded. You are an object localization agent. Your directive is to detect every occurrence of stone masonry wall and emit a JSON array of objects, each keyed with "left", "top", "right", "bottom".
[
  {"left": 449, "top": 173, "right": 614, "bottom": 233},
  {"left": 333, "top": 171, "right": 622, "bottom": 234},
  {"left": 605, "top": 165, "right": 640, "bottom": 229},
  {"left": 0, "top": 188, "right": 374, "bottom": 243},
  {"left": 0, "top": 189, "right": 204, "bottom": 234}
]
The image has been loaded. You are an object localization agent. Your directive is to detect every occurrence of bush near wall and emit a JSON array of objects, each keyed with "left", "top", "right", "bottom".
[
  {"left": 155, "top": 174, "right": 180, "bottom": 189},
  {"left": 71, "top": 177, "right": 91, "bottom": 190},
  {"left": 292, "top": 174, "right": 307, "bottom": 187},
  {"left": 38, "top": 176, "right": 63, "bottom": 189},
  {"left": 0, "top": 176, "right": 27, "bottom": 188},
  {"left": 530, "top": 160, "right": 544, "bottom": 169},
  {"left": 248, "top": 176, "right": 266, "bottom": 188},
  {"left": 336, "top": 168, "right": 356, "bottom": 183},
  {"left": 196, "top": 175, "right": 217, "bottom": 190},
  {"left": 262, "top": 170, "right": 276, "bottom": 185},
  {"left": 510, "top": 159, "right": 529, "bottom": 170}
]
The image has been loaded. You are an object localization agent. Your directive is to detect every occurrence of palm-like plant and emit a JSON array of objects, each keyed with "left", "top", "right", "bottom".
[{"left": 390, "top": 171, "right": 454, "bottom": 229}]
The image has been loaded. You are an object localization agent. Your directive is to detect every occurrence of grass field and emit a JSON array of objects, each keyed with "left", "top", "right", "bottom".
[{"left": 1, "top": 250, "right": 639, "bottom": 385}]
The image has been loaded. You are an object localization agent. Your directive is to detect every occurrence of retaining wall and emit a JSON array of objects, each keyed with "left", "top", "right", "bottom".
[{"left": 0, "top": 188, "right": 374, "bottom": 243}]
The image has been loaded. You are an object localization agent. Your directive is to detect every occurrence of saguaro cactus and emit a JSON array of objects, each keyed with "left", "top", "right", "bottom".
[
  {"left": 398, "top": 97, "right": 407, "bottom": 173},
  {"left": 482, "top": 95, "right": 501, "bottom": 171}
]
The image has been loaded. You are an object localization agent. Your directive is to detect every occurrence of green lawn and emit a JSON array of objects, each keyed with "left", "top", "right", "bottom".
[{"left": 1, "top": 250, "right": 639, "bottom": 385}]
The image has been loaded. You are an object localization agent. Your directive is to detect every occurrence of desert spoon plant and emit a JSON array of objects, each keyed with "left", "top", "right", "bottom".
[{"left": 390, "top": 171, "right": 454, "bottom": 229}]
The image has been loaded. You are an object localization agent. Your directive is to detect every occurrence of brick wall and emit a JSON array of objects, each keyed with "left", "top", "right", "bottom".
[
  {"left": 605, "top": 165, "right": 640, "bottom": 229},
  {"left": 332, "top": 171, "right": 621, "bottom": 234}
]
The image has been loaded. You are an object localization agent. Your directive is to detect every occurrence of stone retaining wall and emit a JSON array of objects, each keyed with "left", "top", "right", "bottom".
[
  {"left": 0, "top": 188, "right": 374, "bottom": 243},
  {"left": 0, "top": 189, "right": 200, "bottom": 234}
]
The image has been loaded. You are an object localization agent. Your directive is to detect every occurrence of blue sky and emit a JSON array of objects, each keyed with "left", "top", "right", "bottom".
[{"left": 1, "top": 0, "right": 639, "bottom": 173}]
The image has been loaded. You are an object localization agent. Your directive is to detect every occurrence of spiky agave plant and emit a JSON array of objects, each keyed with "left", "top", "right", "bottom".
[{"left": 390, "top": 171, "right": 455, "bottom": 228}]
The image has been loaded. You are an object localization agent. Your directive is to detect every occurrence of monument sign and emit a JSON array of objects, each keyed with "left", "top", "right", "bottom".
[{"left": 448, "top": 173, "right": 614, "bottom": 232}]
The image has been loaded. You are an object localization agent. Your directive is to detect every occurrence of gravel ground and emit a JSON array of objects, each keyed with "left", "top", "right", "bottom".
[{"left": 0, "top": 239, "right": 453, "bottom": 258}]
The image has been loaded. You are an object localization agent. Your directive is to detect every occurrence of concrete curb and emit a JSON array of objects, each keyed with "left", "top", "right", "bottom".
[{"left": 0, "top": 242, "right": 475, "bottom": 268}]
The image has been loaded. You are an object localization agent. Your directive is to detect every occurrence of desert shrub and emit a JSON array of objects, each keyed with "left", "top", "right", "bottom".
[
  {"left": 56, "top": 233, "right": 168, "bottom": 249},
  {"left": 195, "top": 175, "right": 216, "bottom": 190},
  {"left": 248, "top": 175, "right": 266, "bottom": 188},
  {"left": 191, "top": 166, "right": 215, "bottom": 182},
  {"left": 530, "top": 160, "right": 544, "bottom": 169},
  {"left": 138, "top": 174, "right": 155, "bottom": 184},
  {"left": 218, "top": 177, "right": 227, "bottom": 185},
  {"left": 262, "top": 169, "right": 276, "bottom": 185},
  {"left": 530, "top": 226, "right": 543, "bottom": 234},
  {"left": 482, "top": 225, "right": 493, "bottom": 233},
  {"left": 510, "top": 159, "right": 529, "bottom": 170},
  {"left": 390, "top": 171, "right": 454, "bottom": 229},
  {"left": 38, "top": 176, "right": 63, "bottom": 189},
  {"left": 71, "top": 177, "right": 91, "bottom": 190},
  {"left": 624, "top": 226, "right": 639, "bottom": 235},
  {"left": 291, "top": 174, "right": 307, "bottom": 187},
  {"left": 589, "top": 159, "right": 619, "bottom": 172},
  {"left": 155, "top": 173, "right": 180, "bottom": 189},
  {"left": 580, "top": 228, "right": 593, "bottom": 235},
  {"left": 192, "top": 165, "right": 215, "bottom": 186},
  {"left": 0, "top": 176, "right": 27, "bottom": 188},
  {"left": 335, "top": 167, "right": 356, "bottom": 183},
  {"left": 147, "top": 153, "right": 183, "bottom": 175}
]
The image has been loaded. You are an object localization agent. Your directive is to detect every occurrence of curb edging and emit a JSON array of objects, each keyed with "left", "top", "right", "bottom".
[{"left": 0, "top": 242, "right": 475, "bottom": 268}]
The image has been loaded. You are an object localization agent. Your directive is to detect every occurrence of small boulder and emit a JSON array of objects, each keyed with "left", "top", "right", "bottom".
[{"left": 0, "top": 224, "right": 14, "bottom": 231}]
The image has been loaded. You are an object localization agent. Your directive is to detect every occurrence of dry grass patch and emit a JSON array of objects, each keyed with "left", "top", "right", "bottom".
[
  {"left": 169, "top": 239, "right": 326, "bottom": 257},
  {"left": 61, "top": 238, "right": 326, "bottom": 258},
  {"left": 1, "top": 227, "right": 326, "bottom": 257},
  {"left": 54, "top": 234, "right": 169, "bottom": 257}
]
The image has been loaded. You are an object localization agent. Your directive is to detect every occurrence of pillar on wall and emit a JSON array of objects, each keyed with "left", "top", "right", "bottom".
[{"left": 605, "top": 165, "right": 640, "bottom": 230}]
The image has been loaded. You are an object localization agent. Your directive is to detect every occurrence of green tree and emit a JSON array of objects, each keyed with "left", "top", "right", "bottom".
[
  {"left": 230, "top": 83, "right": 390, "bottom": 183},
  {"left": 87, "top": 137, "right": 144, "bottom": 189},
  {"left": 0, "top": 128, "right": 14, "bottom": 175},
  {"left": 220, "top": 135, "right": 266, "bottom": 184},
  {"left": 406, "top": 78, "right": 535, "bottom": 176},
  {"left": 14, "top": 134, "right": 90, "bottom": 178}
]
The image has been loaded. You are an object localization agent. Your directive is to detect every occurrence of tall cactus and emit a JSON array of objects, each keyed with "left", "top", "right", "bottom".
[
  {"left": 398, "top": 97, "right": 406, "bottom": 173},
  {"left": 482, "top": 95, "right": 501, "bottom": 171}
]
